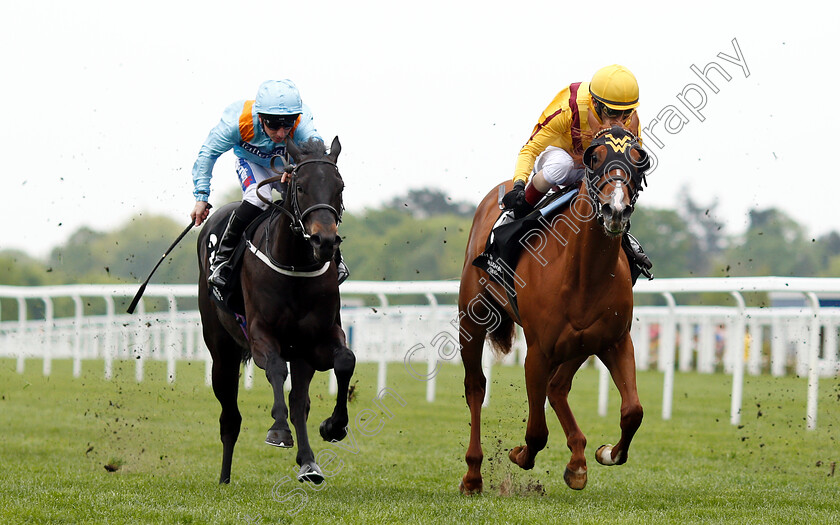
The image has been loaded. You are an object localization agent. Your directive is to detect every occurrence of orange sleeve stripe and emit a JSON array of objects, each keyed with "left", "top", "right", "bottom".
[
  {"left": 289, "top": 114, "right": 301, "bottom": 139},
  {"left": 239, "top": 100, "right": 255, "bottom": 142}
]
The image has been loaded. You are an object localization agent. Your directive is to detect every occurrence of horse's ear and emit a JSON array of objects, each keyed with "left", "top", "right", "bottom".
[
  {"left": 583, "top": 144, "right": 598, "bottom": 169},
  {"left": 286, "top": 138, "right": 302, "bottom": 163},
  {"left": 632, "top": 147, "right": 650, "bottom": 174},
  {"left": 328, "top": 136, "right": 341, "bottom": 162}
]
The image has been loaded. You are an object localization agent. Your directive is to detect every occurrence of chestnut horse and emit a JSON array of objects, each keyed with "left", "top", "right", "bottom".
[
  {"left": 197, "top": 137, "right": 355, "bottom": 484},
  {"left": 458, "top": 126, "right": 650, "bottom": 493}
]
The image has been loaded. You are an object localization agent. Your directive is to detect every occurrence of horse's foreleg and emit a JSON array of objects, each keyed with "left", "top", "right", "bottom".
[
  {"left": 264, "top": 351, "right": 294, "bottom": 448},
  {"left": 596, "top": 336, "right": 644, "bottom": 466},
  {"left": 509, "top": 349, "right": 550, "bottom": 471},
  {"left": 320, "top": 326, "right": 355, "bottom": 443},
  {"left": 289, "top": 361, "right": 323, "bottom": 483},
  {"left": 546, "top": 356, "right": 589, "bottom": 490},
  {"left": 459, "top": 310, "right": 488, "bottom": 495}
]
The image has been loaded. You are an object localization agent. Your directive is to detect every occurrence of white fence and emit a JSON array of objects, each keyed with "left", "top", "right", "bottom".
[{"left": 1, "top": 278, "right": 839, "bottom": 430}]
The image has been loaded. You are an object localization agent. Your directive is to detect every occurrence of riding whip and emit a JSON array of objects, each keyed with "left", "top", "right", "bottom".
[{"left": 126, "top": 213, "right": 205, "bottom": 314}]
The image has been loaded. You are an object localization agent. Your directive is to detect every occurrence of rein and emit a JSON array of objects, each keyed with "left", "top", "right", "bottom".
[{"left": 249, "top": 155, "right": 344, "bottom": 277}]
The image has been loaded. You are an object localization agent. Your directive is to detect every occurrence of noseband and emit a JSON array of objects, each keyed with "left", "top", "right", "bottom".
[
  {"left": 257, "top": 158, "right": 343, "bottom": 240},
  {"left": 582, "top": 127, "right": 649, "bottom": 225}
]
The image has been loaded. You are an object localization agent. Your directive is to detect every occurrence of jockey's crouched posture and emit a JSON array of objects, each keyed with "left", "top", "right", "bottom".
[
  {"left": 502, "top": 64, "right": 653, "bottom": 282},
  {"left": 190, "top": 79, "right": 349, "bottom": 289}
]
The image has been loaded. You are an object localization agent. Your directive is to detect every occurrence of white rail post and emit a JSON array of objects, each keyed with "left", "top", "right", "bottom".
[
  {"left": 747, "top": 319, "right": 762, "bottom": 376},
  {"left": 770, "top": 316, "right": 786, "bottom": 377},
  {"left": 166, "top": 294, "right": 177, "bottom": 383},
  {"left": 103, "top": 295, "right": 115, "bottom": 380},
  {"left": 72, "top": 295, "right": 83, "bottom": 378},
  {"left": 425, "top": 292, "right": 438, "bottom": 403},
  {"left": 16, "top": 297, "right": 26, "bottom": 374},
  {"left": 635, "top": 319, "right": 650, "bottom": 371},
  {"left": 41, "top": 296, "right": 54, "bottom": 376},
  {"left": 376, "top": 293, "right": 389, "bottom": 395},
  {"left": 824, "top": 321, "right": 838, "bottom": 376},
  {"left": 729, "top": 292, "right": 746, "bottom": 426},
  {"left": 661, "top": 292, "right": 677, "bottom": 420},
  {"left": 597, "top": 357, "right": 609, "bottom": 417},
  {"left": 135, "top": 300, "right": 146, "bottom": 383},
  {"left": 481, "top": 341, "right": 492, "bottom": 407},
  {"left": 204, "top": 323, "right": 213, "bottom": 387},
  {"left": 698, "top": 318, "right": 715, "bottom": 373},
  {"left": 244, "top": 359, "right": 254, "bottom": 390},
  {"left": 804, "top": 292, "right": 821, "bottom": 430},
  {"left": 329, "top": 369, "right": 338, "bottom": 395},
  {"left": 678, "top": 318, "right": 693, "bottom": 372}
]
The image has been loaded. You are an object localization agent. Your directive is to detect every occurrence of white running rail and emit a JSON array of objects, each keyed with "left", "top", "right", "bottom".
[{"left": 1, "top": 278, "right": 838, "bottom": 430}]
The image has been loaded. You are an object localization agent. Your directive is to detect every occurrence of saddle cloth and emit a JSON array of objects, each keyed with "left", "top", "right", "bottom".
[
  {"left": 472, "top": 186, "right": 579, "bottom": 316},
  {"left": 207, "top": 207, "right": 272, "bottom": 316}
]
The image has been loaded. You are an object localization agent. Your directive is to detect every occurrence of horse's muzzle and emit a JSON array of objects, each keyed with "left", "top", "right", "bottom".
[
  {"left": 600, "top": 202, "right": 633, "bottom": 236},
  {"left": 309, "top": 232, "right": 340, "bottom": 263}
]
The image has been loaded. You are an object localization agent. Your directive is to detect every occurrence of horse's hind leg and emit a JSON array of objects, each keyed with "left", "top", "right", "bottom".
[
  {"left": 596, "top": 335, "right": 644, "bottom": 466},
  {"left": 208, "top": 338, "right": 243, "bottom": 484},
  {"left": 289, "top": 360, "right": 323, "bottom": 483},
  {"left": 508, "top": 345, "right": 550, "bottom": 471},
  {"left": 319, "top": 326, "right": 355, "bottom": 443},
  {"left": 459, "top": 299, "right": 489, "bottom": 495},
  {"left": 264, "top": 351, "right": 294, "bottom": 448},
  {"left": 546, "top": 356, "right": 589, "bottom": 490}
]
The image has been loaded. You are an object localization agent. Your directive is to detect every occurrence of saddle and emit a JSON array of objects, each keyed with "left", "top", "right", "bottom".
[
  {"left": 472, "top": 186, "right": 579, "bottom": 319},
  {"left": 472, "top": 184, "right": 653, "bottom": 318},
  {"left": 207, "top": 208, "right": 272, "bottom": 316}
]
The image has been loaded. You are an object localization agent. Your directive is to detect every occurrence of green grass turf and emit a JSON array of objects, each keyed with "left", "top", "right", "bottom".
[{"left": 0, "top": 356, "right": 838, "bottom": 524}]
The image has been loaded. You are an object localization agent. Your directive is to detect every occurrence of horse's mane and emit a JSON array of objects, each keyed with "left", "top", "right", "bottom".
[{"left": 297, "top": 138, "right": 327, "bottom": 157}]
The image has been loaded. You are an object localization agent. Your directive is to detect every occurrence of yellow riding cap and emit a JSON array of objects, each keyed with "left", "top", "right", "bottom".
[{"left": 589, "top": 65, "right": 640, "bottom": 110}]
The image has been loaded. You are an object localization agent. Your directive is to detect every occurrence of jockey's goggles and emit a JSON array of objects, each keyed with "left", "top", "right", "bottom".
[
  {"left": 261, "top": 114, "right": 299, "bottom": 130},
  {"left": 600, "top": 105, "right": 634, "bottom": 120}
]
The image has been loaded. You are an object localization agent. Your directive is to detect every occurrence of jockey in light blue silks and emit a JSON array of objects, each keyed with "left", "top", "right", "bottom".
[{"left": 190, "top": 79, "right": 348, "bottom": 289}]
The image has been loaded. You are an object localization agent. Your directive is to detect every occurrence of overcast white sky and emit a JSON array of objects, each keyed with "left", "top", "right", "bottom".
[{"left": 1, "top": 0, "right": 836, "bottom": 258}]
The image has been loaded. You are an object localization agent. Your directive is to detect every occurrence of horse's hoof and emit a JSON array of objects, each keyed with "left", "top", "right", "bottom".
[
  {"left": 459, "top": 478, "right": 483, "bottom": 495},
  {"left": 265, "top": 430, "right": 293, "bottom": 448},
  {"left": 596, "top": 444, "right": 620, "bottom": 466},
  {"left": 319, "top": 419, "right": 348, "bottom": 442},
  {"left": 563, "top": 466, "right": 588, "bottom": 490},
  {"left": 508, "top": 446, "right": 535, "bottom": 470},
  {"left": 297, "top": 462, "right": 325, "bottom": 484}
]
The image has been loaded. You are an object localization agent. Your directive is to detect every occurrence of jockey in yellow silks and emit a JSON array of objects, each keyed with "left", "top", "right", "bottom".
[{"left": 502, "top": 65, "right": 653, "bottom": 281}]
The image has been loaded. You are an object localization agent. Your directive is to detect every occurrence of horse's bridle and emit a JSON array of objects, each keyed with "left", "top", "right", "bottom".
[
  {"left": 582, "top": 127, "right": 649, "bottom": 225},
  {"left": 257, "top": 157, "right": 344, "bottom": 240}
]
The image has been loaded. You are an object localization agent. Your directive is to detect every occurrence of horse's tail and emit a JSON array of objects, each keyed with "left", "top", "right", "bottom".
[{"left": 486, "top": 314, "right": 515, "bottom": 357}]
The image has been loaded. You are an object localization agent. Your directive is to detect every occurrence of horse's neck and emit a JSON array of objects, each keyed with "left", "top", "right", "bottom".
[
  {"left": 261, "top": 215, "right": 316, "bottom": 267},
  {"left": 562, "top": 191, "right": 623, "bottom": 288}
]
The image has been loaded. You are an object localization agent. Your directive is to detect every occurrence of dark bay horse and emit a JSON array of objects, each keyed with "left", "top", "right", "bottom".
[
  {"left": 458, "top": 126, "right": 650, "bottom": 493},
  {"left": 197, "top": 137, "right": 355, "bottom": 484}
]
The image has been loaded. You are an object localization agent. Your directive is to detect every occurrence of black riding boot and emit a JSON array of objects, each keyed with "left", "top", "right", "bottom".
[
  {"left": 335, "top": 248, "right": 350, "bottom": 285},
  {"left": 622, "top": 232, "right": 653, "bottom": 285},
  {"left": 208, "top": 201, "right": 264, "bottom": 289}
]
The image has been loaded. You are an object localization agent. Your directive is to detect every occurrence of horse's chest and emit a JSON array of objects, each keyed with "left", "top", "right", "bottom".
[{"left": 549, "top": 304, "right": 632, "bottom": 356}]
